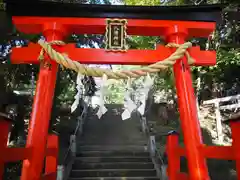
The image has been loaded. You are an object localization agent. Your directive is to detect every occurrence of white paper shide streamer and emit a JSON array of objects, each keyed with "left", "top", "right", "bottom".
[
  {"left": 137, "top": 74, "right": 154, "bottom": 115},
  {"left": 71, "top": 73, "right": 83, "bottom": 113},
  {"left": 96, "top": 74, "right": 108, "bottom": 119},
  {"left": 121, "top": 78, "right": 137, "bottom": 120}
]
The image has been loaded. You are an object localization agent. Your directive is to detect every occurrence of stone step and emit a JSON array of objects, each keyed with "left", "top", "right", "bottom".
[
  {"left": 77, "top": 141, "right": 147, "bottom": 146},
  {"left": 70, "top": 169, "right": 157, "bottom": 178},
  {"left": 67, "top": 104, "right": 159, "bottom": 180},
  {"left": 69, "top": 177, "right": 159, "bottom": 180},
  {"left": 76, "top": 151, "right": 149, "bottom": 157},
  {"left": 75, "top": 157, "right": 152, "bottom": 163},
  {"left": 77, "top": 145, "right": 147, "bottom": 152},
  {"left": 72, "top": 162, "right": 154, "bottom": 170}
]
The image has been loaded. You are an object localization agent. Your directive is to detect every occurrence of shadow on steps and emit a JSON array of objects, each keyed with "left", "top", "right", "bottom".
[{"left": 80, "top": 104, "right": 147, "bottom": 146}]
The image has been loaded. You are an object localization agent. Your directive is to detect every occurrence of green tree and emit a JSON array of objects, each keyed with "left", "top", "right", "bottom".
[
  {"left": 124, "top": 0, "right": 240, "bottom": 101},
  {"left": 124, "top": 0, "right": 160, "bottom": 5}
]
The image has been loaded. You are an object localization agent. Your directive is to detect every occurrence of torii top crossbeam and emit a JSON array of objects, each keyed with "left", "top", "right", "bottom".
[{"left": 6, "top": 0, "right": 223, "bottom": 22}]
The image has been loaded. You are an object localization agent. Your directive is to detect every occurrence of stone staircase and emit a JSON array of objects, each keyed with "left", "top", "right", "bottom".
[
  {"left": 68, "top": 146, "right": 159, "bottom": 180},
  {"left": 67, "top": 104, "right": 160, "bottom": 180}
]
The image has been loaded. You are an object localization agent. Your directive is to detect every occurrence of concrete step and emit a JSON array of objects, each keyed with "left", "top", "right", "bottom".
[
  {"left": 67, "top": 104, "right": 158, "bottom": 179},
  {"left": 76, "top": 151, "right": 149, "bottom": 157},
  {"left": 77, "top": 141, "right": 147, "bottom": 146},
  {"left": 72, "top": 162, "right": 154, "bottom": 170},
  {"left": 69, "top": 177, "right": 159, "bottom": 180},
  {"left": 70, "top": 169, "right": 157, "bottom": 178},
  {"left": 77, "top": 145, "right": 147, "bottom": 152},
  {"left": 75, "top": 157, "right": 152, "bottom": 163}
]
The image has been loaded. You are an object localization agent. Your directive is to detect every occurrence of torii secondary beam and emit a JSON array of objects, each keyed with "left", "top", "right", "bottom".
[{"left": 11, "top": 43, "right": 216, "bottom": 66}]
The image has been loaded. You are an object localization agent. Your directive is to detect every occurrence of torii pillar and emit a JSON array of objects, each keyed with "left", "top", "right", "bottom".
[
  {"left": 166, "top": 26, "right": 209, "bottom": 179},
  {"left": 20, "top": 24, "right": 66, "bottom": 180}
]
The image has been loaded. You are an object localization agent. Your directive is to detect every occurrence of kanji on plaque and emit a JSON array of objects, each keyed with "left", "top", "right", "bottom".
[{"left": 105, "top": 19, "right": 127, "bottom": 52}]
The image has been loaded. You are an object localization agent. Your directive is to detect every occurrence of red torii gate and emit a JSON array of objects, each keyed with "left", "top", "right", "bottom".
[{"left": 1, "top": 1, "right": 240, "bottom": 180}]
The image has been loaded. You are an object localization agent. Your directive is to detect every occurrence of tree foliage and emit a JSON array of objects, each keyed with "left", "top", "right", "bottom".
[
  {"left": 124, "top": 0, "right": 240, "bottom": 102},
  {"left": 124, "top": 0, "right": 160, "bottom": 5}
]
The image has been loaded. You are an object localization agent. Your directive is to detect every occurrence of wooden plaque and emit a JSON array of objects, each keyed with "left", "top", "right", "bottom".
[{"left": 105, "top": 19, "right": 127, "bottom": 52}]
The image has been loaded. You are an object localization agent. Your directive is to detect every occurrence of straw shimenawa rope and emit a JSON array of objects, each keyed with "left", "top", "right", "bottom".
[{"left": 38, "top": 40, "right": 194, "bottom": 79}]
